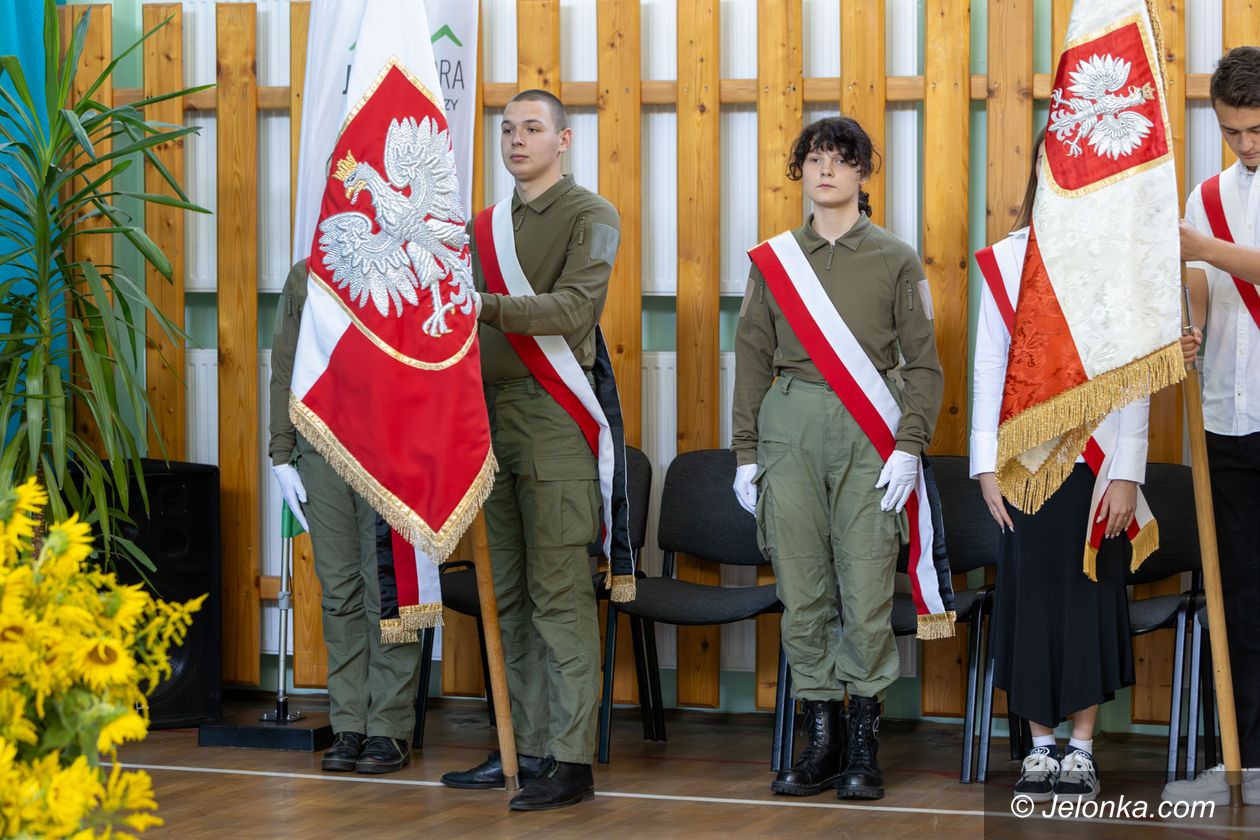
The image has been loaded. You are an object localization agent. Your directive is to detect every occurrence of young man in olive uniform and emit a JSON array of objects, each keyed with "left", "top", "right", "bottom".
[
  {"left": 732, "top": 117, "right": 943, "bottom": 800},
  {"left": 269, "top": 260, "right": 425, "bottom": 775},
  {"left": 439, "top": 89, "right": 620, "bottom": 811}
]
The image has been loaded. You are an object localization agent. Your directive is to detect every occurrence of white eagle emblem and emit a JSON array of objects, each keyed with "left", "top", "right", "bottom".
[
  {"left": 318, "top": 116, "right": 474, "bottom": 337},
  {"left": 1048, "top": 53, "right": 1155, "bottom": 161}
]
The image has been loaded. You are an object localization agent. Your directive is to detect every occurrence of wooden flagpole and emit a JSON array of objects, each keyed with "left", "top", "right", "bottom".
[
  {"left": 1182, "top": 284, "right": 1244, "bottom": 806},
  {"left": 470, "top": 510, "right": 520, "bottom": 792}
]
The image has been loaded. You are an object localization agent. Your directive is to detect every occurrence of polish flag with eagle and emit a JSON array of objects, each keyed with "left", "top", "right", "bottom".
[
  {"left": 290, "top": 0, "right": 491, "bottom": 641},
  {"left": 997, "top": 0, "right": 1184, "bottom": 514}
]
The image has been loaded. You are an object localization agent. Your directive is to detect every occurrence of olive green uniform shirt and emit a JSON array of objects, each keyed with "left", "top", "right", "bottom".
[
  {"left": 269, "top": 260, "right": 308, "bottom": 467},
  {"left": 732, "top": 215, "right": 943, "bottom": 466},
  {"left": 470, "top": 174, "right": 621, "bottom": 381}
]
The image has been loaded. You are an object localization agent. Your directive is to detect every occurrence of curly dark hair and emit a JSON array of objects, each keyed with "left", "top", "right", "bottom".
[
  {"left": 786, "top": 116, "right": 882, "bottom": 217},
  {"left": 1210, "top": 46, "right": 1260, "bottom": 109}
]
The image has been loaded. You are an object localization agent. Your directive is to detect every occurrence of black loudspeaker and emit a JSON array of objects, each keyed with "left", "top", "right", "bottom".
[{"left": 114, "top": 460, "right": 223, "bottom": 729}]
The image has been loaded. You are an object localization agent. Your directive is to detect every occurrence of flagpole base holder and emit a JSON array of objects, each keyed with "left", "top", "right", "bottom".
[
  {"left": 504, "top": 774, "right": 520, "bottom": 793},
  {"left": 198, "top": 708, "right": 334, "bottom": 752}
]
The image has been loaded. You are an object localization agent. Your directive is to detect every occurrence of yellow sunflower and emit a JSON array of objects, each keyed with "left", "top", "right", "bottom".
[
  {"left": 40, "top": 514, "right": 94, "bottom": 567},
  {"left": 77, "top": 639, "right": 136, "bottom": 692},
  {"left": 96, "top": 711, "right": 148, "bottom": 753}
]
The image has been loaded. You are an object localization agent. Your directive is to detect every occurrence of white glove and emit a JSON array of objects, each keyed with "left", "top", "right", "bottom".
[
  {"left": 875, "top": 450, "right": 918, "bottom": 513},
  {"left": 733, "top": 463, "right": 758, "bottom": 515},
  {"left": 472, "top": 290, "right": 483, "bottom": 319},
  {"left": 272, "top": 463, "right": 310, "bottom": 532}
]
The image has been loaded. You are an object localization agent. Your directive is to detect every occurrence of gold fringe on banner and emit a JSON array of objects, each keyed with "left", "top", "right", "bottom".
[
  {"left": 1082, "top": 513, "right": 1161, "bottom": 582},
  {"left": 379, "top": 603, "right": 445, "bottom": 644},
  {"left": 291, "top": 397, "right": 497, "bottom": 562},
  {"left": 916, "top": 611, "right": 957, "bottom": 641},
  {"left": 997, "top": 342, "right": 1185, "bottom": 513},
  {"left": 609, "top": 574, "right": 637, "bottom": 603}
]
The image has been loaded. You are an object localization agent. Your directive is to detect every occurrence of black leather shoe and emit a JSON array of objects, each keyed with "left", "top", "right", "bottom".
[
  {"left": 771, "top": 700, "right": 845, "bottom": 796},
  {"left": 321, "top": 732, "right": 365, "bottom": 772},
  {"left": 836, "top": 695, "right": 884, "bottom": 800},
  {"left": 440, "top": 751, "right": 555, "bottom": 789},
  {"left": 354, "top": 736, "right": 410, "bottom": 774},
  {"left": 508, "top": 761, "right": 594, "bottom": 811}
]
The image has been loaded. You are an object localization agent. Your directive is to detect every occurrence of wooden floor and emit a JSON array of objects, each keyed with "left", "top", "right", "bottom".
[{"left": 120, "top": 699, "right": 1260, "bottom": 839}]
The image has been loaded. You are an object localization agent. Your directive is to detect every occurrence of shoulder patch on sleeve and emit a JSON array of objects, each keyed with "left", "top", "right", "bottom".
[
  {"left": 917, "top": 278, "right": 935, "bottom": 321},
  {"left": 588, "top": 222, "right": 620, "bottom": 266}
]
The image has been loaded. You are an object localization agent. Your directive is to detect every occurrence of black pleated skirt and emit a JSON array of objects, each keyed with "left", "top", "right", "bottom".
[{"left": 990, "top": 464, "right": 1134, "bottom": 727}]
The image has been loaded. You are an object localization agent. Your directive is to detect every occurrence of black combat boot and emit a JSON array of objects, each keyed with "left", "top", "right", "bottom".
[
  {"left": 354, "top": 736, "right": 410, "bottom": 774},
  {"left": 320, "top": 732, "right": 365, "bottom": 772},
  {"left": 770, "top": 700, "right": 845, "bottom": 796},
  {"left": 508, "top": 761, "right": 595, "bottom": 811},
  {"left": 440, "top": 751, "right": 555, "bottom": 789},
  {"left": 835, "top": 695, "right": 884, "bottom": 800}
]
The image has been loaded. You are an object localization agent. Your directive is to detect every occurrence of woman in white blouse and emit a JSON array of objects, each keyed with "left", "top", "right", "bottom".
[{"left": 970, "top": 144, "right": 1150, "bottom": 804}]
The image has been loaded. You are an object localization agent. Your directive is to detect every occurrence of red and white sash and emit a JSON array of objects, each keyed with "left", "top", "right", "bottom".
[
  {"left": 976, "top": 234, "right": 1158, "bottom": 578},
  {"left": 749, "top": 232, "right": 954, "bottom": 640},
  {"left": 1200, "top": 168, "right": 1260, "bottom": 332},
  {"left": 472, "top": 197, "right": 617, "bottom": 564}
]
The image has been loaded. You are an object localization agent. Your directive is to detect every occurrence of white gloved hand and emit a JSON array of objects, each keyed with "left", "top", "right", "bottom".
[
  {"left": 875, "top": 450, "right": 918, "bottom": 513},
  {"left": 272, "top": 463, "right": 310, "bottom": 532},
  {"left": 733, "top": 463, "right": 758, "bottom": 515},
  {"left": 472, "top": 290, "right": 483, "bottom": 319}
]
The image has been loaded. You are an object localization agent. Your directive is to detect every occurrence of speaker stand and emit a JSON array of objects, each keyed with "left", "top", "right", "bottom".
[{"left": 198, "top": 532, "right": 333, "bottom": 752}]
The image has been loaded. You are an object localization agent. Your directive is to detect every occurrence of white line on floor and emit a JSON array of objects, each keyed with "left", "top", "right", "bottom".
[{"left": 113, "top": 763, "right": 1260, "bottom": 833}]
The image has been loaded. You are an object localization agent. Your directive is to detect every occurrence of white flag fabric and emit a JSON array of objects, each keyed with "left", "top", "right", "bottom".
[{"left": 424, "top": 0, "right": 478, "bottom": 215}]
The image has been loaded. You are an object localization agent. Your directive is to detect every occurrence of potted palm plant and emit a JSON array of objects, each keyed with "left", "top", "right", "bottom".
[{"left": 0, "top": 0, "right": 209, "bottom": 572}]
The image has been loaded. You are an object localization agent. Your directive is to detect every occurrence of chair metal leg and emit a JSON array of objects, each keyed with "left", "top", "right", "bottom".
[
  {"left": 597, "top": 604, "right": 618, "bottom": 765},
  {"left": 977, "top": 620, "right": 997, "bottom": 784},
  {"left": 642, "top": 620, "right": 666, "bottom": 742},
  {"left": 960, "top": 601, "right": 985, "bottom": 784},
  {"left": 412, "top": 626, "right": 436, "bottom": 749},
  {"left": 1201, "top": 635, "right": 1218, "bottom": 770},
  {"left": 628, "top": 615, "right": 655, "bottom": 741},
  {"left": 1167, "top": 600, "right": 1189, "bottom": 782},
  {"left": 771, "top": 646, "right": 790, "bottom": 771},
  {"left": 781, "top": 673, "right": 797, "bottom": 772},
  {"left": 1187, "top": 615, "right": 1203, "bottom": 779},
  {"left": 475, "top": 617, "right": 495, "bottom": 727}
]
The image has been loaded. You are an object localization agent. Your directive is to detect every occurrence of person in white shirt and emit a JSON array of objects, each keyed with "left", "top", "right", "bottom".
[
  {"left": 1165, "top": 46, "right": 1260, "bottom": 807},
  {"left": 971, "top": 140, "right": 1149, "bottom": 804}
]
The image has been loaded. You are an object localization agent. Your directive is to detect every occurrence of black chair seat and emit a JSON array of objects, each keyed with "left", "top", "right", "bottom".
[
  {"left": 891, "top": 588, "right": 982, "bottom": 637},
  {"left": 439, "top": 566, "right": 479, "bottom": 616},
  {"left": 1129, "top": 593, "right": 1186, "bottom": 636},
  {"left": 614, "top": 578, "right": 780, "bottom": 626}
]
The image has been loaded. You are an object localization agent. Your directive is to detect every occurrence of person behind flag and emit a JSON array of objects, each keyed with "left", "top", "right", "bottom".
[
  {"left": 1164, "top": 45, "right": 1260, "bottom": 806},
  {"left": 732, "top": 116, "right": 944, "bottom": 801},
  {"left": 438, "top": 89, "right": 620, "bottom": 810},
  {"left": 972, "top": 142, "right": 1150, "bottom": 804},
  {"left": 270, "top": 259, "right": 425, "bottom": 775}
]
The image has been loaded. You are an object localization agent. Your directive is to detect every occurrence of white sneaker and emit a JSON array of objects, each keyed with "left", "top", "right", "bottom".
[
  {"left": 1160, "top": 764, "right": 1260, "bottom": 805},
  {"left": 1055, "top": 747, "right": 1100, "bottom": 801}
]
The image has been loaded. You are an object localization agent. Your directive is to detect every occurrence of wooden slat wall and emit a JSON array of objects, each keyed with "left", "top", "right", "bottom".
[
  {"left": 1223, "top": 0, "right": 1260, "bottom": 166},
  {"left": 64, "top": 6, "right": 110, "bottom": 457},
  {"left": 919, "top": 0, "right": 972, "bottom": 718},
  {"left": 840, "top": 0, "right": 887, "bottom": 227},
  {"left": 673, "top": 0, "right": 724, "bottom": 711},
  {"left": 752, "top": 0, "right": 803, "bottom": 713},
  {"left": 143, "top": 5, "right": 186, "bottom": 462},
  {"left": 216, "top": 3, "right": 261, "bottom": 685},
  {"left": 113, "top": 2, "right": 1218, "bottom": 719}
]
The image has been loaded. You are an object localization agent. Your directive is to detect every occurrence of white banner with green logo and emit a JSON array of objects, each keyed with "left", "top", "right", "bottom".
[{"left": 424, "top": 0, "right": 479, "bottom": 215}]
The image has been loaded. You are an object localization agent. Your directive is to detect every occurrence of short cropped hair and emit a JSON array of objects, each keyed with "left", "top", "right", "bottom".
[
  {"left": 507, "top": 88, "right": 568, "bottom": 132},
  {"left": 1210, "top": 46, "right": 1260, "bottom": 109}
]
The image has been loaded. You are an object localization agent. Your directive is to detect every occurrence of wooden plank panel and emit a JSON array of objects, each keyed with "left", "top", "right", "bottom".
[
  {"left": 1130, "top": 0, "right": 1187, "bottom": 725},
  {"left": 919, "top": 0, "right": 971, "bottom": 718},
  {"left": 596, "top": 0, "right": 644, "bottom": 706},
  {"left": 752, "top": 0, "right": 803, "bottom": 713},
  {"left": 517, "top": 0, "right": 560, "bottom": 94},
  {"left": 63, "top": 6, "right": 110, "bottom": 456},
  {"left": 840, "top": 0, "right": 886, "bottom": 227},
  {"left": 1051, "top": 0, "right": 1071, "bottom": 72},
  {"left": 1222, "top": 0, "right": 1260, "bottom": 166},
  {"left": 142, "top": 6, "right": 186, "bottom": 462},
  {"left": 286, "top": 1, "right": 328, "bottom": 689},
  {"left": 674, "top": 0, "right": 723, "bottom": 710},
  {"left": 985, "top": 0, "right": 1034, "bottom": 244},
  {"left": 217, "top": 3, "right": 261, "bottom": 686}
]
